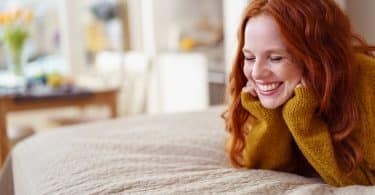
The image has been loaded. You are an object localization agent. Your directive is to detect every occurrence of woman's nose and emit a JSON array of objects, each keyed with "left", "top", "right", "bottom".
[{"left": 251, "top": 60, "right": 268, "bottom": 80}]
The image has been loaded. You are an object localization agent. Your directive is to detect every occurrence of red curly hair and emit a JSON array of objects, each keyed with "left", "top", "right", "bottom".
[{"left": 224, "top": 0, "right": 375, "bottom": 174}]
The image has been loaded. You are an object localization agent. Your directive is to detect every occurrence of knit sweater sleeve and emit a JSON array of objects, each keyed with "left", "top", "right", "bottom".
[
  {"left": 241, "top": 92, "right": 295, "bottom": 171},
  {"left": 282, "top": 87, "right": 372, "bottom": 186}
]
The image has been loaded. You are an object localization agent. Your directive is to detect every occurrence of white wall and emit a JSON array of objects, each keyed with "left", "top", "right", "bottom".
[
  {"left": 127, "top": 0, "right": 224, "bottom": 54},
  {"left": 56, "top": 0, "right": 146, "bottom": 76},
  {"left": 127, "top": 0, "right": 144, "bottom": 51},
  {"left": 58, "top": 0, "right": 86, "bottom": 76},
  {"left": 346, "top": 0, "right": 375, "bottom": 44},
  {"left": 153, "top": 0, "right": 223, "bottom": 52},
  {"left": 223, "top": 0, "right": 249, "bottom": 77},
  {"left": 335, "top": 0, "right": 346, "bottom": 10}
]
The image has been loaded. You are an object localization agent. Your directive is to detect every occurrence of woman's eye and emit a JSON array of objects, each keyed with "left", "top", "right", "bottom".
[
  {"left": 270, "top": 56, "right": 283, "bottom": 62},
  {"left": 244, "top": 57, "right": 255, "bottom": 62}
]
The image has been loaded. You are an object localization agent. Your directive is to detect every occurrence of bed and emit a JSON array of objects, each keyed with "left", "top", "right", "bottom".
[{"left": 1, "top": 106, "right": 375, "bottom": 194}]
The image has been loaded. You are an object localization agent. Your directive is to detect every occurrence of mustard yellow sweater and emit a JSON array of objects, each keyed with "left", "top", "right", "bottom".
[{"left": 241, "top": 54, "right": 375, "bottom": 186}]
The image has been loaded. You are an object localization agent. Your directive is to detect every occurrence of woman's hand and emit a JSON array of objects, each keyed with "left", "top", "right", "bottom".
[
  {"left": 282, "top": 77, "right": 319, "bottom": 128},
  {"left": 242, "top": 80, "right": 257, "bottom": 98},
  {"left": 296, "top": 78, "right": 306, "bottom": 89}
]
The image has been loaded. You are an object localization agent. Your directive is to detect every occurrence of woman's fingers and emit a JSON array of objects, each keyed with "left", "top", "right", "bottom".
[
  {"left": 300, "top": 78, "right": 306, "bottom": 87},
  {"left": 242, "top": 81, "right": 257, "bottom": 97},
  {"left": 296, "top": 78, "right": 306, "bottom": 88}
]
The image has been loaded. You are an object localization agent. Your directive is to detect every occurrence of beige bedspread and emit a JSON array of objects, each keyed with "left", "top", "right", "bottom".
[{"left": 1, "top": 106, "right": 375, "bottom": 194}]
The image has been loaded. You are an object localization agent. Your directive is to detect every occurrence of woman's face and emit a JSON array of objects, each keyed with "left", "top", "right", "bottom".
[{"left": 242, "top": 14, "right": 303, "bottom": 109}]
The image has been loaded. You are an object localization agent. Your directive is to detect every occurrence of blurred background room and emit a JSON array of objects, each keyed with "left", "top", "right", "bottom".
[{"left": 0, "top": 0, "right": 374, "bottom": 146}]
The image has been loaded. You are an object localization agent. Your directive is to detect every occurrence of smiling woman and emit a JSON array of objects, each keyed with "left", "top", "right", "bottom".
[
  {"left": 241, "top": 14, "right": 303, "bottom": 109},
  {"left": 223, "top": 0, "right": 375, "bottom": 187}
]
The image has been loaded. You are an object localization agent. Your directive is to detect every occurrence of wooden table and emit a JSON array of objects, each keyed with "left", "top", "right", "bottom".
[{"left": 0, "top": 87, "right": 118, "bottom": 168}]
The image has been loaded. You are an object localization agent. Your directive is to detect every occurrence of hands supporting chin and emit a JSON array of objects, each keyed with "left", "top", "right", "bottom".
[{"left": 240, "top": 77, "right": 318, "bottom": 133}]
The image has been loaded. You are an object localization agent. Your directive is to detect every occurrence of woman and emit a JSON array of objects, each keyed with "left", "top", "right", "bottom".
[{"left": 224, "top": 0, "right": 375, "bottom": 186}]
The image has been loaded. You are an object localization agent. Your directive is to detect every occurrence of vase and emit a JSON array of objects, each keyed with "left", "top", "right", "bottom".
[
  {"left": 5, "top": 43, "right": 25, "bottom": 77},
  {"left": 4, "top": 26, "right": 29, "bottom": 77},
  {"left": 11, "top": 47, "right": 24, "bottom": 76}
]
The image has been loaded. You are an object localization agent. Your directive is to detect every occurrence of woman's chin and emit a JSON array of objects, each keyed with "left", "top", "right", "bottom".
[
  {"left": 259, "top": 98, "right": 283, "bottom": 109},
  {"left": 260, "top": 102, "right": 280, "bottom": 109},
  {"left": 258, "top": 89, "right": 294, "bottom": 109}
]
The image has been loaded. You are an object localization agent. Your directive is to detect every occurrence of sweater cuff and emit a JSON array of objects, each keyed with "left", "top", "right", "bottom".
[
  {"left": 282, "top": 87, "right": 319, "bottom": 123},
  {"left": 294, "top": 87, "right": 319, "bottom": 105}
]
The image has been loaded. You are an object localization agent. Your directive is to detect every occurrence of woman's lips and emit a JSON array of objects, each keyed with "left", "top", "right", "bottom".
[{"left": 256, "top": 82, "right": 282, "bottom": 96}]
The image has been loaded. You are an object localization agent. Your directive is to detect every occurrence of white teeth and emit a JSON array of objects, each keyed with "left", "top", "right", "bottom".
[{"left": 257, "top": 83, "right": 280, "bottom": 91}]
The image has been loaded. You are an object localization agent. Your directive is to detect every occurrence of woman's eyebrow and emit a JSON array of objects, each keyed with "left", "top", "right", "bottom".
[
  {"left": 242, "top": 48, "right": 252, "bottom": 54},
  {"left": 242, "top": 48, "right": 287, "bottom": 54},
  {"left": 266, "top": 48, "right": 287, "bottom": 53}
]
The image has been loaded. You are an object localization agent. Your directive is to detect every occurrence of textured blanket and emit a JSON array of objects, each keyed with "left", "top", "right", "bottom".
[{"left": 1, "top": 106, "right": 375, "bottom": 194}]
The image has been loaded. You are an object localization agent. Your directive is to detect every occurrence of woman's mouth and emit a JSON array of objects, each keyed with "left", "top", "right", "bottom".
[{"left": 256, "top": 82, "right": 282, "bottom": 96}]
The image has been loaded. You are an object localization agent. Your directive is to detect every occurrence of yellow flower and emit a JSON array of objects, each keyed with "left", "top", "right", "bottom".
[
  {"left": 7, "top": 11, "right": 18, "bottom": 24},
  {"left": 180, "top": 37, "right": 197, "bottom": 51},
  {"left": 22, "top": 10, "right": 33, "bottom": 24},
  {"left": 0, "top": 9, "right": 33, "bottom": 26},
  {"left": 3, "top": 13, "right": 13, "bottom": 25},
  {"left": 47, "top": 73, "right": 64, "bottom": 87},
  {"left": 14, "top": 9, "right": 22, "bottom": 20},
  {"left": 0, "top": 13, "right": 7, "bottom": 25},
  {"left": 0, "top": 14, "right": 5, "bottom": 25}
]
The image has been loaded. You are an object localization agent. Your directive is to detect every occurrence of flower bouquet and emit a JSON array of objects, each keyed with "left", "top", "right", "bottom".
[{"left": 0, "top": 9, "right": 33, "bottom": 76}]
